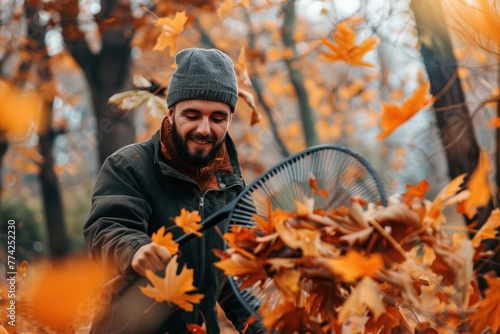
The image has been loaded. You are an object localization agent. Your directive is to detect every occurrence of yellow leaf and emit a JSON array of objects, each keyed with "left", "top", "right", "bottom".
[
  {"left": 153, "top": 11, "right": 188, "bottom": 57},
  {"left": 317, "top": 251, "right": 384, "bottom": 283},
  {"left": 338, "top": 276, "right": 386, "bottom": 323},
  {"left": 173, "top": 208, "right": 203, "bottom": 237},
  {"left": 0, "top": 81, "right": 45, "bottom": 138},
  {"left": 318, "top": 22, "right": 378, "bottom": 68},
  {"left": 456, "top": 149, "right": 492, "bottom": 219},
  {"left": 472, "top": 209, "right": 500, "bottom": 247},
  {"left": 30, "top": 256, "right": 110, "bottom": 332},
  {"left": 237, "top": 46, "right": 252, "bottom": 87},
  {"left": 140, "top": 255, "right": 204, "bottom": 312},
  {"left": 151, "top": 226, "right": 179, "bottom": 255},
  {"left": 376, "top": 81, "right": 432, "bottom": 140}
]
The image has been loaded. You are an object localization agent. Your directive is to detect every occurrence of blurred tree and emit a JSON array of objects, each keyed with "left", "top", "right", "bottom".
[{"left": 58, "top": 0, "right": 136, "bottom": 166}]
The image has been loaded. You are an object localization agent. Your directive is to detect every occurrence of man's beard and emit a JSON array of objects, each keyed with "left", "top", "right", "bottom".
[{"left": 171, "top": 121, "right": 225, "bottom": 166}]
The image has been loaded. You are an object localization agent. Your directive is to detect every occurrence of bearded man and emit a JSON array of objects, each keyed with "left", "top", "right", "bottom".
[{"left": 84, "top": 48, "right": 263, "bottom": 334}]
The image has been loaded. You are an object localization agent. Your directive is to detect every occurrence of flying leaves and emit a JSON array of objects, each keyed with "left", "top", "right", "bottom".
[
  {"left": 318, "top": 22, "right": 378, "bottom": 68},
  {"left": 153, "top": 11, "right": 188, "bottom": 56},
  {"left": 456, "top": 148, "right": 492, "bottom": 219},
  {"left": 108, "top": 75, "right": 168, "bottom": 119},
  {"left": 151, "top": 226, "right": 179, "bottom": 255},
  {"left": 376, "top": 81, "right": 433, "bottom": 140},
  {"left": 173, "top": 208, "right": 203, "bottom": 237},
  {"left": 210, "top": 171, "right": 500, "bottom": 333},
  {"left": 0, "top": 81, "right": 45, "bottom": 139},
  {"left": 140, "top": 255, "right": 204, "bottom": 312}
]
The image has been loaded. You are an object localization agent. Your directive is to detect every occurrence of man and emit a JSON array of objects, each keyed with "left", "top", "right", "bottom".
[{"left": 84, "top": 48, "right": 263, "bottom": 333}]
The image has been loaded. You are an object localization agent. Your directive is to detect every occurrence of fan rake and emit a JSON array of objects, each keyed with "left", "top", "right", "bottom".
[{"left": 101, "top": 144, "right": 386, "bottom": 333}]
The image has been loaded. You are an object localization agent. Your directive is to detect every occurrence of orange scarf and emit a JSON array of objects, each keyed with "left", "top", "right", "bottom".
[{"left": 159, "top": 116, "right": 233, "bottom": 192}]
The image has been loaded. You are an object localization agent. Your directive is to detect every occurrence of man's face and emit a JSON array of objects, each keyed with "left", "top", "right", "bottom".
[{"left": 169, "top": 99, "right": 233, "bottom": 166}]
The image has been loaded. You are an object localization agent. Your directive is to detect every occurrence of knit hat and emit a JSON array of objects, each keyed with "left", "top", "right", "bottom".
[{"left": 167, "top": 48, "right": 238, "bottom": 112}]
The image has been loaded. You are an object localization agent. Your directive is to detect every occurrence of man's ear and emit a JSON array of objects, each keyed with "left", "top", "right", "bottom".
[{"left": 167, "top": 107, "right": 174, "bottom": 123}]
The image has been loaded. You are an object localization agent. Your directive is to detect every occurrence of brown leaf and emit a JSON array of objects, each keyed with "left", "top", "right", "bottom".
[{"left": 338, "top": 277, "right": 386, "bottom": 323}]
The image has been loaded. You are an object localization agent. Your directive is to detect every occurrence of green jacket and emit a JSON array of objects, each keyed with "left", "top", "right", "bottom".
[{"left": 84, "top": 131, "right": 261, "bottom": 334}]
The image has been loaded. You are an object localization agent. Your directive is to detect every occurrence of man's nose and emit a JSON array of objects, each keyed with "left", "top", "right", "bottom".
[{"left": 197, "top": 117, "right": 211, "bottom": 136}]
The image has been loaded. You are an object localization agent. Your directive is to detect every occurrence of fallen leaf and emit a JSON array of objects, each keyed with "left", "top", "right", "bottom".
[
  {"left": 29, "top": 256, "right": 109, "bottom": 332},
  {"left": 318, "top": 22, "right": 378, "bottom": 67},
  {"left": 153, "top": 11, "right": 188, "bottom": 56},
  {"left": 338, "top": 276, "right": 386, "bottom": 323},
  {"left": 376, "top": 81, "right": 432, "bottom": 140},
  {"left": 468, "top": 273, "right": 500, "bottom": 333},
  {"left": 151, "top": 226, "right": 179, "bottom": 255},
  {"left": 472, "top": 208, "right": 500, "bottom": 247},
  {"left": 315, "top": 251, "right": 384, "bottom": 283},
  {"left": 173, "top": 208, "right": 203, "bottom": 237},
  {"left": 140, "top": 255, "right": 204, "bottom": 312},
  {"left": 456, "top": 148, "right": 492, "bottom": 219}
]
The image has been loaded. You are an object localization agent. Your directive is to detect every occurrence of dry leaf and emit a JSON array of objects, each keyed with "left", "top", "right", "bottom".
[
  {"left": 153, "top": 11, "right": 188, "bottom": 56},
  {"left": 140, "top": 255, "right": 204, "bottom": 312},
  {"left": 316, "top": 251, "right": 384, "bottom": 283},
  {"left": 0, "top": 81, "right": 45, "bottom": 138},
  {"left": 29, "top": 257, "right": 109, "bottom": 332},
  {"left": 237, "top": 47, "right": 252, "bottom": 87},
  {"left": 338, "top": 276, "right": 386, "bottom": 323},
  {"left": 376, "top": 81, "right": 432, "bottom": 140},
  {"left": 472, "top": 208, "right": 500, "bottom": 247},
  {"left": 238, "top": 88, "right": 262, "bottom": 126},
  {"left": 468, "top": 273, "right": 500, "bottom": 333},
  {"left": 151, "top": 226, "right": 179, "bottom": 255},
  {"left": 456, "top": 149, "right": 492, "bottom": 219},
  {"left": 318, "top": 22, "right": 378, "bottom": 67},
  {"left": 173, "top": 208, "right": 203, "bottom": 237}
]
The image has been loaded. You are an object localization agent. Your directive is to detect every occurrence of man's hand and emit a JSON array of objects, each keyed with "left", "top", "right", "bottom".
[{"left": 131, "top": 242, "right": 172, "bottom": 276}]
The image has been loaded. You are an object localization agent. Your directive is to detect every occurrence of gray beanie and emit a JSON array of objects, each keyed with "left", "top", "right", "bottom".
[{"left": 167, "top": 48, "right": 238, "bottom": 112}]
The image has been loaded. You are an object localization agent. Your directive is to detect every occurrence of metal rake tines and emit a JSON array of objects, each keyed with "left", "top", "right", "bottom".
[{"left": 224, "top": 145, "right": 387, "bottom": 319}]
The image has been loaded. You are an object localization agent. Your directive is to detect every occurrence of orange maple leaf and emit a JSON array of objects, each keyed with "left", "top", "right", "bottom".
[
  {"left": 456, "top": 149, "right": 492, "bottom": 219},
  {"left": 151, "top": 226, "right": 179, "bottom": 255},
  {"left": 318, "top": 22, "right": 378, "bottom": 68},
  {"left": 468, "top": 273, "right": 500, "bottom": 333},
  {"left": 402, "top": 180, "right": 429, "bottom": 202},
  {"left": 173, "top": 208, "right": 203, "bottom": 237},
  {"left": 213, "top": 250, "right": 267, "bottom": 289},
  {"left": 376, "top": 81, "right": 432, "bottom": 140},
  {"left": 472, "top": 208, "right": 500, "bottom": 247},
  {"left": 30, "top": 256, "right": 110, "bottom": 332},
  {"left": 316, "top": 251, "right": 384, "bottom": 283},
  {"left": 153, "top": 11, "right": 188, "bottom": 57},
  {"left": 0, "top": 81, "right": 46, "bottom": 138},
  {"left": 140, "top": 255, "right": 204, "bottom": 312}
]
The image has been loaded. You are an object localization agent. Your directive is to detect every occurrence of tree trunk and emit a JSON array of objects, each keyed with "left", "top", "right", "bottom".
[
  {"left": 60, "top": 0, "right": 136, "bottom": 166},
  {"left": 281, "top": 0, "right": 318, "bottom": 148},
  {"left": 23, "top": 1, "right": 70, "bottom": 257},
  {"left": 411, "top": 0, "right": 480, "bottom": 181},
  {"left": 411, "top": 0, "right": 498, "bottom": 280}
]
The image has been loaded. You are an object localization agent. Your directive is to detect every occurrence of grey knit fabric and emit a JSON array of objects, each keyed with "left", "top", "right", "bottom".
[{"left": 167, "top": 48, "right": 238, "bottom": 112}]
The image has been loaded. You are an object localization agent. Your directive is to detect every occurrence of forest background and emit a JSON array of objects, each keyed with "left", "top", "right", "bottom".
[{"left": 1, "top": 0, "right": 500, "bottom": 332}]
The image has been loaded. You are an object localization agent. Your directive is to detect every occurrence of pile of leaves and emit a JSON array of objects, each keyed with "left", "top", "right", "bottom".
[{"left": 210, "top": 174, "right": 500, "bottom": 333}]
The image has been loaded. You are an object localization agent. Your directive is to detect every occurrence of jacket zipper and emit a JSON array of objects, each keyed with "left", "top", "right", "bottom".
[{"left": 192, "top": 184, "right": 241, "bottom": 325}]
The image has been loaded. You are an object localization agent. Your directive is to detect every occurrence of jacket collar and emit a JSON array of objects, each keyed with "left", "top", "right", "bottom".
[{"left": 151, "top": 130, "right": 245, "bottom": 191}]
